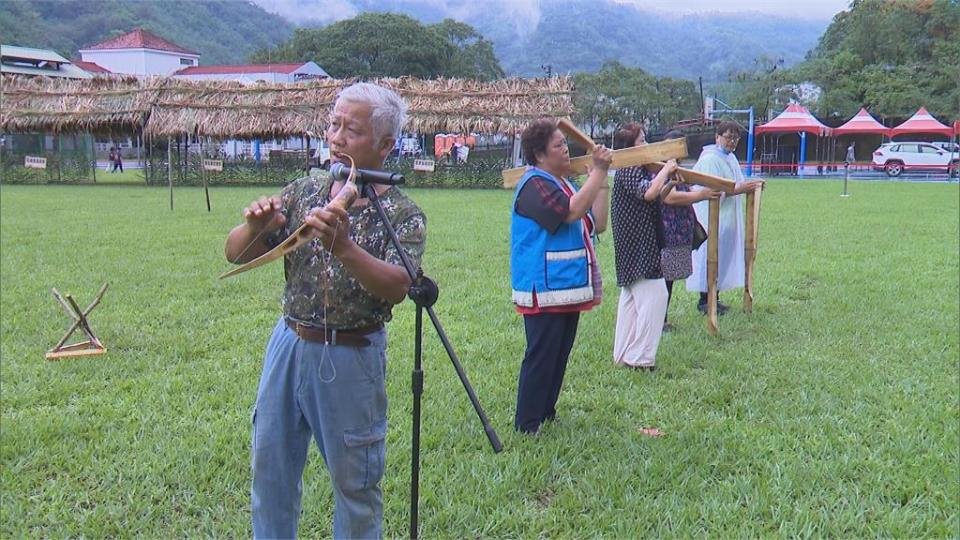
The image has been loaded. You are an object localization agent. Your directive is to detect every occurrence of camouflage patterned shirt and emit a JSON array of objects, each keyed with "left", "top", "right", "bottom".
[{"left": 264, "top": 173, "right": 426, "bottom": 329}]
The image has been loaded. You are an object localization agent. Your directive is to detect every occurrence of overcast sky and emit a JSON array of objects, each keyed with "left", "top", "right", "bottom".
[
  {"left": 252, "top": 0, "right": 851, "bottom": 25},
  {"left": 616, "top": 0, "right": 850, "bottom": 20}
]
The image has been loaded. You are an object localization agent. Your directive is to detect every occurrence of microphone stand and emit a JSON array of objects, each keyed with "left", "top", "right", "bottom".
[{"left": 359, "top": 181, "right": 503, "bottom": 540}]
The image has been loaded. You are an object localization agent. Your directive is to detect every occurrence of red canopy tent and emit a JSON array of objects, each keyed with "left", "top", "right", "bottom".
[
  {"left": 755, "top": 104, "right": 833, "bottom": 175},
  {"left": 832, "top": 108, "right": 891, "bottom": 136},
  {"left": 755, "top": 104, "right": 833, "bottom": 136},
  {"left": 889, "top": 107, "right": 953, "bottom": 138}
]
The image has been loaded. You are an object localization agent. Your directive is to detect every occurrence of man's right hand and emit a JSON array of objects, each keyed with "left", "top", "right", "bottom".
[{"left": 243, "top": 196, "right": 286, "bottom": 233}]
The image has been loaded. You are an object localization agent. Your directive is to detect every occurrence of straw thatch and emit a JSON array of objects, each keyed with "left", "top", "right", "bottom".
[
  {"left": 1, "top": 74, "right": 574, "bottom": 138},
  {"left": 1, "top": 75, "right": 155, "bottom": 135}
]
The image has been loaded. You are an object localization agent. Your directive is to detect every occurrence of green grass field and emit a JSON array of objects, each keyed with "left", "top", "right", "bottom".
[{"left": 2, "top": 180, "right": 957, "bottom": 537}]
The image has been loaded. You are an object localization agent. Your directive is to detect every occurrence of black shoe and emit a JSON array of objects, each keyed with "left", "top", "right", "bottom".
[
  {"left": 626, "top": 364, "right": 656, "bottom": 372},
  {"left": 697, "top": 302, "right": 729, "bottom": 315}
]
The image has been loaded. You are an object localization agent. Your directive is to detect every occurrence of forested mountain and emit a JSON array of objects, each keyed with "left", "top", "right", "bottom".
[
  {"left": 473, "top": 2, "right": 826, "bottom": 81},
  {"left": 307, "top": 0, "right": 828, "bottom": 81},
  {"left": 0, "top": 0, "right": 293, "bottom": 65},
  {"left": 1, "top": 0, "right": 825, "bottom": 82},
  {"left": 792, "top": 0, "right": 959, "bottom": 119}
]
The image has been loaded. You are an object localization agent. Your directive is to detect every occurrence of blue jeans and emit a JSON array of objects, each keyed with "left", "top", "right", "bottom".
[{"left": 252, "top": 317, "right": 388, "bottom": 539}]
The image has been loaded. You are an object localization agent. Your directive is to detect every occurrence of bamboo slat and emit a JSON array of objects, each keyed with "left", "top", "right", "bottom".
[
  {"left": 502, "top": 138, "right": 687, "bottom": 188},
  {"left": 644, "top": 162, "right": 737, "bottom": 193},
  {"left": 743, "top": 187, "right": 763, "bottom": 313},
  {"left": 707, "top": 199, "right": 720, "bottom": 336}
]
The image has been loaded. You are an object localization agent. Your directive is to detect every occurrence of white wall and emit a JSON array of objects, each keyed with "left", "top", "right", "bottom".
[
  {"left": 176, "top": 72, "right": 293, "bottom": 83},
  {"left": 80, "top": 49, "right": 198, "bottom": 76}
]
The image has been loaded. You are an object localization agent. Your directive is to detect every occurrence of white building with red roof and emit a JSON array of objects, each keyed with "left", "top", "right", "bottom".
[
  {"left": 78, "top": 28, "right": 199, "bottom": 77},
  {"left": 174, "top": 62, "right": 328, "bottom": 84}
]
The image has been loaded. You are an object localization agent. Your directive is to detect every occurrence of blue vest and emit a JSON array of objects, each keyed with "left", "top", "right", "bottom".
[{"left": 510, "top": 168, "right": 594, "bottom": 308}]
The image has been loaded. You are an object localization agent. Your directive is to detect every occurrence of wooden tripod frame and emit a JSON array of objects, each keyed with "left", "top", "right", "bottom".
[
  {"left": 46, "top": 283, "right": 108, "bottom": 360},
  {"left": 704, "top": 187, "right": 764, "bottom": 335}
]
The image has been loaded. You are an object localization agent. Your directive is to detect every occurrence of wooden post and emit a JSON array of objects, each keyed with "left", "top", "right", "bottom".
[
  {"left": 743, "top": 187, "right": 763, "bottom": 313},
  {"left": 56, "top": 134, "right": 62, "bottom": 183},
  {"left": 743, "top": 191, "right": 756, "bottom": 313},
  {"left": 140, "top": 132, "right": 147, "bottom": 184},
  {"left": 304, "top": 135, "right": 311, "bottom": 171},
  {"left": 90, "top": 134, "right": 97, "bottom": 183},
  {"left": 146, "top": 133, "right": 152, "bottom": 184},
  {"left": 706, "top": 198, "right": 720, "bottom": 336},
  {"left": 167, "top": 136, "right": 173, "bottom": 211},
  {"left": 201, "top": 137, "right": 211, "bottom": 212}
]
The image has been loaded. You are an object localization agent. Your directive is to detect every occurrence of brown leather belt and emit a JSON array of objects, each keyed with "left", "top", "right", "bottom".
[{"left": 285, "top": 319, "right": 381, "bottom": 347}]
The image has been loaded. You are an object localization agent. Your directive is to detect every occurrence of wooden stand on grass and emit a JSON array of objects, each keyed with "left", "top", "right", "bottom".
[
  {"left": 706, "top": 199, "right": 721, "bottom": 335},
  {"left": 46, "top": 283, "right": 108, "bottom": 360},
  {"left": 743, "top": 188, "right": 763, "bottom": 313}
]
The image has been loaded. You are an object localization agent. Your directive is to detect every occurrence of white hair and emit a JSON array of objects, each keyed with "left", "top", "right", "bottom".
[{"left": 336, "top": 83, "right": 408, "bottom": 143}]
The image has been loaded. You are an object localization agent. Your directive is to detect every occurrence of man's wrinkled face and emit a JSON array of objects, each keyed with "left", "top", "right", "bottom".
[{"left": 325, "top": 100, "right": 393, "bottom": 170}]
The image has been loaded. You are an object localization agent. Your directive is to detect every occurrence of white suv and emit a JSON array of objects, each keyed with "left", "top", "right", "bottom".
[{"left": 872, "top": 141, "right": 959, "bottom": 177}]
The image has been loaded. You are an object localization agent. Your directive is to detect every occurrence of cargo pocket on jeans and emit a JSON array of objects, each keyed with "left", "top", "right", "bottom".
[{"left": 341, "top": 418, "right": 387, "bottom": 491}]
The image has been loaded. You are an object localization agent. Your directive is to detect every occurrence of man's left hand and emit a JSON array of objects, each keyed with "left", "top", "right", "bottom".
[{"left": 305, "top": 205, "right": 351, "bottom": 255}]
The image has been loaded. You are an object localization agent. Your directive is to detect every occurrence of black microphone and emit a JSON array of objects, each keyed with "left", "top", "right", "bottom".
[{"left": 330, "top": 162, "right": 405, "bottom": 185}]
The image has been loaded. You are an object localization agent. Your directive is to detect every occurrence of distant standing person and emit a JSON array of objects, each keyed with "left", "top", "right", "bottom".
[
  {"left": 112, "top": 147, "right": 123, "bottom": 173},
  {"left": 107, "top": 147, "right": 116, "bottom": 173},
  {"left": 686, "top": 121, "right": 764, "bottom": 313},
  {"left": 845, "top": 142, "right": 856, "bottom": 166}
]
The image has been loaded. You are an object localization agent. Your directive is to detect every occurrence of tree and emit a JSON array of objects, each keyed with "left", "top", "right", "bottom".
[
  {"left": 431, "top": 19, "right": 504, "bottom": 81},
  {"left": 725, "top": 56, "right": 794, "bottom": 120},
  {"left": 250, "top": 13, "right": 505, "bottom": 81},
  {"left": 797, "top": 0, "right": 959, "bottom": 119},
  {"left": 573, "top": 62, "right": 701, "bottom": 137}
]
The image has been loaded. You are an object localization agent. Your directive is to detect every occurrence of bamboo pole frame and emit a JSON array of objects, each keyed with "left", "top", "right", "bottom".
[
  {"left": 706, "top": 198, "right": 720, "bottom": 336},
  {"left": 167, "top": 136, "right": 173, "bottom": 211},
  {"left": 501, "top": 138, "right": 688, "bottom": 187},
  {"left": 743, "top": 188, "right": 763, "bottom": 313}
]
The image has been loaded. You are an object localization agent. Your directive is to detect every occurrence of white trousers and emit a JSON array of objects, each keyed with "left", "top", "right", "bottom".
[{"left": 613, "top": 278, "right": 668, "bottom": 367}]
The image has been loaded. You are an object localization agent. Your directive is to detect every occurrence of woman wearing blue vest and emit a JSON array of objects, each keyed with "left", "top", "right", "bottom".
[{"left": 510, "top": 118, "right": 613, "bottom": 434}]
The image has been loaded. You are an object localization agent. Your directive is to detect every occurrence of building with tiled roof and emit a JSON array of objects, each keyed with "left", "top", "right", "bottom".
[
  {"left": 1, "top": 44, "right": 92, "bottom": 79},
  {"left": 78, "top": 28, "right": 199, "bottom": 77},
  {"left": 174, "top": 62, "right": 329, "bottom": 84},
  {"left": 71, "top": 60, "right": 111, "bottom": 74}
]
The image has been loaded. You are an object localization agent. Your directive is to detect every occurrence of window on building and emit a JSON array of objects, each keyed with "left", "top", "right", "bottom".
[{"left": 180, "top": 58, "right": 195, "bottom": 66}]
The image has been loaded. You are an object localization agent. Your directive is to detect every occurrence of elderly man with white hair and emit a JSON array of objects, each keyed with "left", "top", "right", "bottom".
[{"left": 225, "top": 82, "right": 427, "bottom": 539}]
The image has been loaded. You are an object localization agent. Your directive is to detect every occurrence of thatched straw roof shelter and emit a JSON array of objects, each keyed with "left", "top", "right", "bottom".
[
  {"left": 1, "top": 75, "right": 155, "bottom": 135},
  {"left": 1, "top": 74, "right": 574, "bottom": 139}
]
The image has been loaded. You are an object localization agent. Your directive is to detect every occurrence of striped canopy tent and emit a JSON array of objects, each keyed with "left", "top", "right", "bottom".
[
  {"left": 889, "top": 107, "right": 953, "bottom": 138},
  {"left": 831, "top": 108, "right": 891, "bottom": 165},
  {"left": 754, "top": 104, "right": 833, "bottom": 176},
  {"left": 832, "top": 108, "right": 891, "bottom": 136},
  {"left": 755, "top": 104, "right": 833, "bottom": 136}
]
